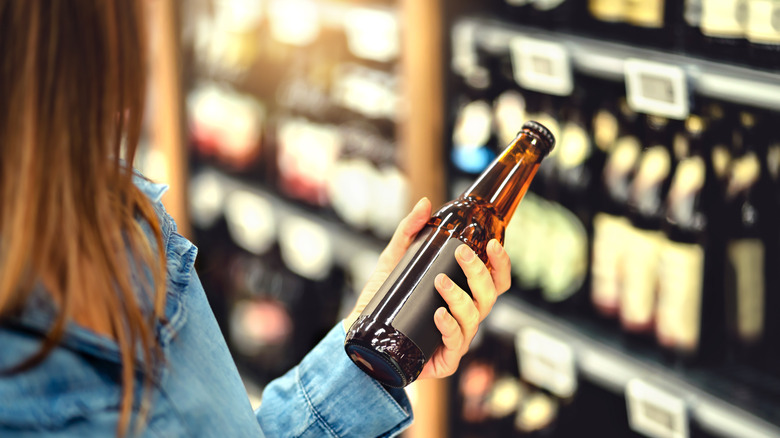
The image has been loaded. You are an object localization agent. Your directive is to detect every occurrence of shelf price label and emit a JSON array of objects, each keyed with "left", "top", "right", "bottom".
[
  {"left": 626, "top": 379, "right": 689, "bottom": 438},
  {"left": 516, "top": 326, "right": 577, "bottom": 398},
  {"left": 625, "top": 59, "right": 690, "bottom": 120},
  {"left": 510, "top": 36, "right": 573, "bottom": 96}
]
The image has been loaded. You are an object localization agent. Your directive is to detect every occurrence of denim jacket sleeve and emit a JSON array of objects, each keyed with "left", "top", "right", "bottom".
[
  {"left": 255, "top": 324, "right": 413, "bottom": 438},
  {"left": 138, "top": 176, "right": 414, "bottom": 437}
]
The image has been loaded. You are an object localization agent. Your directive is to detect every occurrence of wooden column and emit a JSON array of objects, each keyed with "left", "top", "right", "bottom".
[
  {"left": 400, "top": 0, "right": 448, "bottom": 437},
  {"left": 147, "top": 1, "right": 190, "bottom": 238}
]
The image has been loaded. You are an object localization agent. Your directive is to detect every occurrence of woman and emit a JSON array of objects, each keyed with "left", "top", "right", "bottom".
[{"left": 0, "top": 2, "right": 511, "bottom": 437}]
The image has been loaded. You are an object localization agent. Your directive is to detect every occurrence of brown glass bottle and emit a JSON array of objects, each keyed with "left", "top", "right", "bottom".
[{"left": 344, "top": 121, "right": 555, "bottom": 387}]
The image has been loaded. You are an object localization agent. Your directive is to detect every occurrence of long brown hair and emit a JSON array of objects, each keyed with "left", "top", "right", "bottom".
[{"left": 0, "top": 1, "right": 167, "bottom": 435}]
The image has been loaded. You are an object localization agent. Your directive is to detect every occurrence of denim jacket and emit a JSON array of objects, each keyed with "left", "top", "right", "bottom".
[{"left": 0, "top": 175, "right": 413, "bottom": 437}]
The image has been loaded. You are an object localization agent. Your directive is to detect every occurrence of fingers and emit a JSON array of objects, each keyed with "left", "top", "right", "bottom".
[
  {"left": 376, "top": 197, "right": 431, "bottom": 271},
  {"left": 455, "top": 244, "right": 497, "bottom": 322},
  {"left": 435, "top": 273, "right": 480, "bottom": 340},
  {"left": 486, "top": 239, "right": 512, "bottom": 295}
]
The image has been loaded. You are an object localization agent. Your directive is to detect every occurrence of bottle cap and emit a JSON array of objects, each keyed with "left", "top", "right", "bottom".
[{"left": 521, "top": 120, "right": 556, "bottom": 155}]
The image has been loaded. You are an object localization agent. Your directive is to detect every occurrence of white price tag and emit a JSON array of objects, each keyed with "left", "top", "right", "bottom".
[
  {"left": 510, "top": 36, "right": 573, "bottom": 96},
  {"left": 344, "top": 8, "right": 399, "bottom": 63},
  {"left": 451, "top": 21, "right": 479, "bottom": 78},
  {"left": 516, "top": 326, "right": 577, "bottom": 398},
  {"left": 625, "top": 59, "right": 689, "bottom": 120},
  {"left": 626, "top": 379, "right": 689, "bottom": 438}
]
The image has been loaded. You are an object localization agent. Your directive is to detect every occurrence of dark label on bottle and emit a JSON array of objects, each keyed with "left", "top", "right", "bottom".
[{"left": 361, "top": 226, "right": 470, "bottom": 360}]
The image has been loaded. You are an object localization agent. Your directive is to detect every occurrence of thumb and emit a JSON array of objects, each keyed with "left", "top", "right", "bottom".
[{"left": 375, "top": 197, "right": 431, "bottom": 272}]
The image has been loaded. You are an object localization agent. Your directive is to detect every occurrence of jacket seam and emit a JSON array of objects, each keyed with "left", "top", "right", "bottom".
[{"left": 296, "top": 366, "right": 339, "bottom": 438}]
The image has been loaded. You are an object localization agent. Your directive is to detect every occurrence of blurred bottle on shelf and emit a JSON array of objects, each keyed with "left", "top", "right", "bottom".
[
  {"left": 504, "top": 0, "right": 576, "bottom": 31},
  {"left": 188, "top": 83, "right": 267, "bottom": 174},
  {"left": 276, "top": 117, "right": 342, "bottom": 207},
  {"left": 656, "top": 114, "right": 725, "bottom": 360},
  {"left": 697, "top": 0, "right": 748, "bottom": 64},
  {"left": 620, "top": 115, "right": 675, "bottom": 335},
  {"left": 591, "top": 99, "right": 642, "bottom": 318},
  {"left": 451, "top": 99, "right": 497, "bottom": 175},
  {"left": 722, "top": 111, "right": 773, "bottom": 362},
  {"left": 745, "top": 0, "right": 780, "bottom": 70},
  {"left": 586, "top": 0, "right": 679, "bottom": 49}
]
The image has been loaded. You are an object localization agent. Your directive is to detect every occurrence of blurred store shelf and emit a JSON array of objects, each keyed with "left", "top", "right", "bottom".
[
  {"left": 487, "top": 295, "right": 780, "bottom": 438},
  {"left": 457, "top": 18, "right": 780, "bottom": 112},
  {"left": 190, "top": 167, "right": 387, "bottom": 267}
]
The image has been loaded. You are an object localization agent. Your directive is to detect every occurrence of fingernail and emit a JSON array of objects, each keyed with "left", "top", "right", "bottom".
[
  {"left": 414, "top": 197, "right": 428, "bottom": 210},
  {"left": 489, "top": 239, "right": 501, "bottom": 255},
  {"left": 438, "top": 273, "right": 452, "bottom": 290},
  {"left": 435, "top": 307, "right": 447, "bottom": 321},
  {"left": 458, "top": 245, "right": 475, "bottom": 262}
]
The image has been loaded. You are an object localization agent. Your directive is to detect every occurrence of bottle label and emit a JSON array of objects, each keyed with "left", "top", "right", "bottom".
[
  {"left": 726, "top": 152, "right": 760, "bottom": 198},
  {"left": 589, "top": 0, "right": 627, "bottom": 22},
  {"left": 453, "top": 100, "right": 493, "bottom": 149},
  {"left": 506, "top": 193, "right": 547, "bottom": 289},
  {"left": 727, "top": 239, "right": 765, "bottom": 343},
  {"left": 540, "top": 203, "right": 588, "bottom": 303},
  {"left": 701, "top": 0, "right": 746, "bottom": 37},
  {"left": 746, "top": 0, "right": 780, "bottom": 43},
  {"left": 362, "top": 226, "right": 471, "bottom": 360},
  {"left": 631, "top": 146, "right": 672, "bottom": 215},
  {"left": 666, "top": 157, "right": 706, "bottom": 225},
  {"left": 625, "top": 0, "right": 665, "bottom": 28},
  {"left": 593, "top": 108, "right": 619, "bottom": 153},
  {"left": 591, "top": 213, "right": 632, "bottom": 314},
  {"left": 711, "top": 145, "right": 732, "bottom": 179},
  {"left": 494, "top": 91, "right": 528, "bottom": 147},
  {"left": 656, "top": 240, "right": 704, "bottom": 351},
  {"left": 621, "top": 227, "right": 665, "bottom": 330},
  {"left": 557, "top": 123, "right": 592, "bottom": 170}
]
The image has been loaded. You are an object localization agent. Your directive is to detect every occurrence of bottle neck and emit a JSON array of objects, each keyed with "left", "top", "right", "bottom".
[{"left": 459, "top": 131, "right": 546, "bottom": 222}]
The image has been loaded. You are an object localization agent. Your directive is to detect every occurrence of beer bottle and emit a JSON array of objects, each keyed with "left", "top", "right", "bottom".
[{"left": 344, "top": 121, "right": 555, "bottom": 387}]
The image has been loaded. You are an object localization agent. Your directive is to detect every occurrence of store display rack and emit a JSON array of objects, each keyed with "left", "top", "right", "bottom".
[
  {"left": 457, "top": 18, "right": 780, "bottom": 112},
  {"left": 486, "top": 296, "right": 780, "bottom": 438},
  {"left": 192, "top": 167, "right": 387, "bottom": 269}
]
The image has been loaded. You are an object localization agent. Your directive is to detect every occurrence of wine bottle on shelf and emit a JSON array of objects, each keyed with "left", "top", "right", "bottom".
[
  {"left": 623, "top": 0, "right": 682, "bottom": 49},
  {"left": 698, "top": 0, "right": 748, "bottom": 64},
  {"left": 656, "top": 114, "right": 725, "bottom": 360},
  {"left": 591, "top": 99, "right": 642, "bottom": 318},
  {"left": 538, "top": 91, "right": 592, "bottom": 306},
  {"left": 345, "top": 122, "right": 556, "bottom": 388},
  {"left": 722, "top": 111, "right": 773, "bottom": 362},
  {"left": 620, "top": 115, "right": 676, "bottom": 335},
  {"left": 745, "top": 0, "right": 780, "bottom": 70},
  {"left": 585, "top": 0, "right": 630, "bottom": 41},
  {"left": 763, "top": 126, "right": 780, "bottom": 371}
]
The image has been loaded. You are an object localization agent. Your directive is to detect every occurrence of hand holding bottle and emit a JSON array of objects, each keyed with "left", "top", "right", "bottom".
[{"left": 343, "top": 196, "right": 512, "bottom": 381}]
